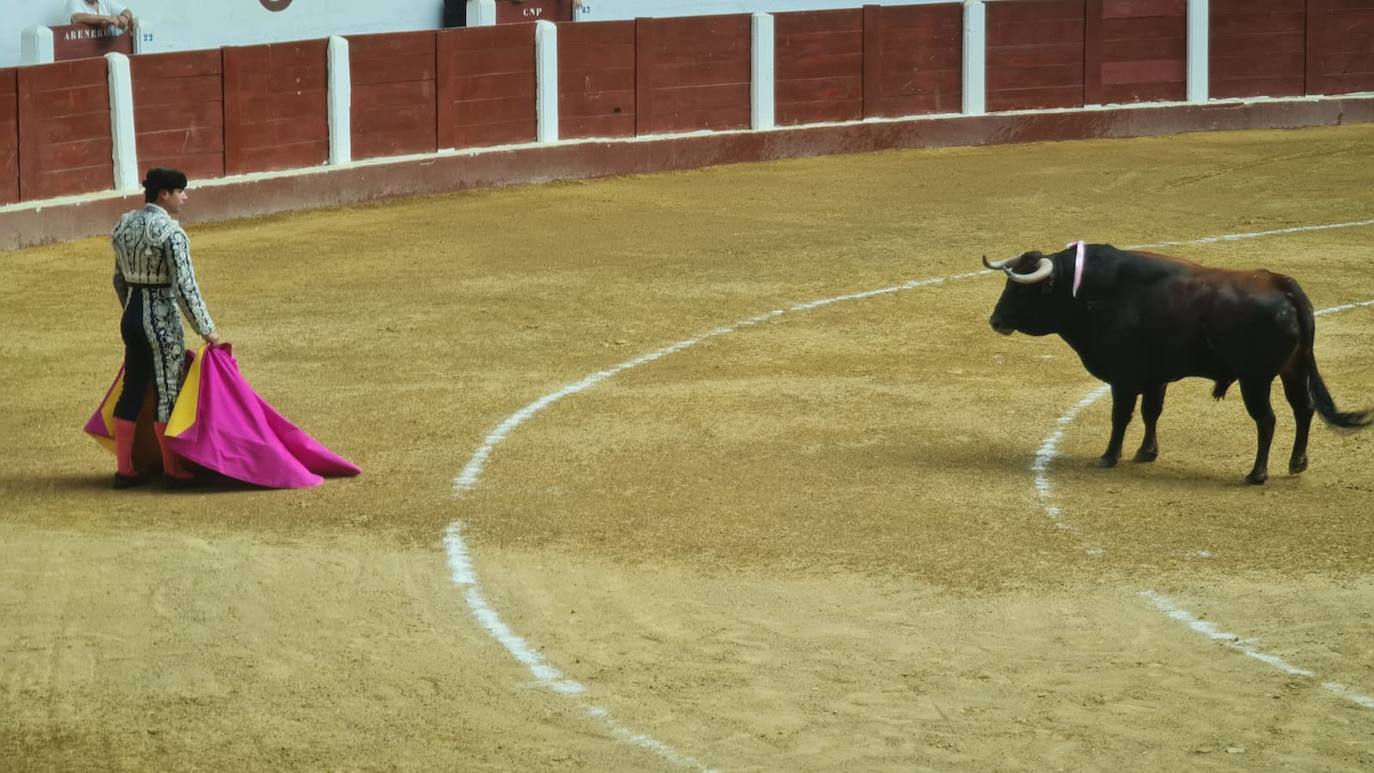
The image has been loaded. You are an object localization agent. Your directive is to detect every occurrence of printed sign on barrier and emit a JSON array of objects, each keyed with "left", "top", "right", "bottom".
[
  {"left": 52, "top": 23, "right": 133, "bottom": 60},
  {"left": 494, "top": 0, "right": 574, "bottom": 23}
]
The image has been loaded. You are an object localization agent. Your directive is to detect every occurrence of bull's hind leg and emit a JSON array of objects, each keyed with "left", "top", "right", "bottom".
[
  {"left": 1134, "top": 383, "right": 1167, "bottom": 462},
  {"left": 1098, "top": 384, "right": 1138, "bottom": 468},
  {"left": 1239, "top": 377, "right": 1277, "bottom": 485},
  {"left": 1280, "top": 364, "right": 1314, "bottom": 475}
]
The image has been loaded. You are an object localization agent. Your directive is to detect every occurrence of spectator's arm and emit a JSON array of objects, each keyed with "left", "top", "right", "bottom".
[{"left": 70, "top": 11, "right": 113, "bottom": 26}]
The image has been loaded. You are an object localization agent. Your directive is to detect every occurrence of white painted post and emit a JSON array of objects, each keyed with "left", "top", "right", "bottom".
[
  {"left": 962, "top": 0, "right": 986, "bottom": 115},
  {"left": 106, "top": 53, "right": 140, "bottom": 192},
  {"left": 535, "top": 20, "right": 559, "bottom": 143},
  {"left": 20, "top": 26, "right": 55, "bottom": 65},
  {"left": 328, "top": 36, "right": 352, "bottom": 166},
  {"left": 1187, "top": 0, "right": 1209, "bottom": 103},
  {"left": 467, "top": 0, "right": 497, "bottom": 26},
  {"left": 751, "top": 12, "right": 775, "bottom": 130}
]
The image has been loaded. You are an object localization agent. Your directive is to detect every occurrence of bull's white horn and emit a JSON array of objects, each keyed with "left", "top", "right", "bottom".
[
  {"left": 1005, "top": 257, "right": 1054, "bottom": 284},
  {"left": 982, "top": 255, "right": 1019, "bottom": 271}
]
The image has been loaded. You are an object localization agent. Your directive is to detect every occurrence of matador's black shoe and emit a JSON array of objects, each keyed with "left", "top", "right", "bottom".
[{"left": 112, "top": 473, "right": 145, "bottom": 490}]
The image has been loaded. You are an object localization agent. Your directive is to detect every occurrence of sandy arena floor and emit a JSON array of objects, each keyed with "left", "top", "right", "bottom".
[{"left": 2, "top": 123, "right": 1373, "bottom": 771}]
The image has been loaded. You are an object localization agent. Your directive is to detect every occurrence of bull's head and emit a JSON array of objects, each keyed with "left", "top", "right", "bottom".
[{"left": 984, "top": 251, "right": 1061, "bottom": 336}]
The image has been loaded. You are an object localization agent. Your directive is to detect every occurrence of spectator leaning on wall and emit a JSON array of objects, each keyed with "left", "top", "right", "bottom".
[{"left": 67, "top": 0, "right": 134, "bottom": 34}]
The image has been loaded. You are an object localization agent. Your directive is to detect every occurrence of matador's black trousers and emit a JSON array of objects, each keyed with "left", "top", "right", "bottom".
[{"left": 113, "top": 285, "right": 187, "bottom": 423}]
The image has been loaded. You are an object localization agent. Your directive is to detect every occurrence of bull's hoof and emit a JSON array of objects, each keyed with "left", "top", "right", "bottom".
[
  {"left": 1096, "top": 456, "right": 1118, "bottom": 469},
  {"left": 1289, "top": 457, "right": 1308, "bottom": 475},
  {"left": 1245, "top": 470, "right": 1268, "bottom": 485},
  {"left": 1132, "top": 448, "right": 1159, "bottom": 463}
]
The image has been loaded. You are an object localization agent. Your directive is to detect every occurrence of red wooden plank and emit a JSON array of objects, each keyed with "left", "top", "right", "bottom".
[
  {"left": 0, "top": 68, "right": 16, "bottom": 205},
  {"left": 879, "top": 46, "right": 962, "bottom": 71},
  {"left": 988, "top": 85, "right": 1085, "bottom": 110},
  {"left": 1100, "top": 37, "right": 1187, "bottom": 60},
  {"left": 446, "top": 24, "right": 535, "bottom": 51},
  {"left": 652, "top": 61, "right": 750, "bottom": 89},
  {"left": 1306, "top": 0, "right": 1326, "bottom": 93},
  {"left": 1213, "top": 50, "right": 1306, "bottom": 72},
  {"left": 987, "top": 19, "right": 1087, "bottom": 46},
  {"left": 652, "top": 83, "right": 751, "bottom": 113},
  {"left": 777, "top": 98, "right": 863, "bottom": 126},
  {"left": 863, "top": 4, "right": 881, "bottom": 118},
  {"left": 877, "top": 69, "right": 962, "bottom": 95},
  {"left": 19, "top": 59, "right": 106, "bottom": 93},
  {"left": 24, "top": 165, "right": 113, "bottom": 200},
  {"left": 1322, "top": 51, "right": 1374, "bottom": 73},
  {"left": 560, "top": 113, "right": 635, "bottom": 139},
  {"left": 236, "top": 116, "right": 330, "bottom": 151},
  {"left": 27, "top": 85, "right": 108, "bottom": 119},
  {"left": 987, "top": 0, "right": 1086, "bottom": 25},
  {"left": 1101, "top": 16, "right": 1187, "bottom": 39},
  {"left": 134, "top": 74, "right": 223, "bottom": 106},
  {"left": 1086, "top": 0, "right": 1105, "bottom": 103},
  {"left": 778, "top": 30, "right": 864, "bottom": 59},
  {"left": 1101, "top": 58, "right": 1186, "bottom": 84},
  {"left": 1211, "top": 10, "right": 1305, "bottom": 35},
  {"left": 556, "top": 19, "right": 636, "bottom": 47},
  {"left": 450, "top": 118, "right": 533, "bottom": 148},
  {"left": 559, "top": 89, "right": 635, "bottom": 116},
  {"left": 355, "top": 80, "right": 436, "bottom": 110},
  {"left": 988, "top": 43, "right": 1084, "bottom": 68},
  {"left": 561, "top": 68, "right": 636, "bottom": 93},
  {"left": 235, "top": 141, "right": 330, "bottom": 173},
  {"left": 447, "top": 72, "right": 535, "bottom": 101},
  {"left": 778, "top": 52, "right": 864, "bottom": 80},
  {"left": 775, "top": 8, "right": 863, "bottom": 36},
  {"left": 990, "top": 63, "right": 1087, "bottom": 91},
  {"left": 1211, "top": 74, "right": 1305, "bottom": 98},
  {"left": 1210, "top": 31, "right": 1305, "bottom": 56},
  {"left": 641, "top": 103, "right": 748, "bottom": 134},
  {"left": 350, "top": 56, "right": 437, "bottom": 87},
  {"left": 636, "top": 17, "right": 657, "bottom": 135},
  {"left": 1097, "top": 81, "right": 1184, "bottom": 101},
  {"left": 137, "top": 151, "right": 222, "bottom": 180},
  {"left": 130, "top": 50, "right": 222, "bottom": 80},
  {"left": 776, "top": 75, "right": 864, "bottom": 103},
  {"left": 354, "top": 130, "right": 438, "bottom": 160},
  {"left": 137, "top": 125, "right": 224, "bottom": 155},
  {"left": 448, "top": 95, "right": 536, "bottom": 126},
  {"left": 1103, "top": 0, "right": 1187, "bottom": 18},
  {"left": 560, "top": 44, "right": 636, "bottom": 70},
  {"left": 1213, "top": 0, "right": 1304, "bottom": 11},
  {"left": 346, "top": 30, "right": 436, "bottom": 58},
  {"left": 653, "top": 14, "right": 750, "bottom": 39},
  {"left": 442, "top": 48, "right": 536, "bottom": 76},
  {"left": 1315, "top": 72, "right": 1374, "bottom": 92}
]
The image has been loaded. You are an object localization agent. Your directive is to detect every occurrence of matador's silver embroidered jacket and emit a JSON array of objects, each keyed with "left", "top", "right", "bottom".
[{"left": 112, "top": 204, "right": 216, "bottom": 421}]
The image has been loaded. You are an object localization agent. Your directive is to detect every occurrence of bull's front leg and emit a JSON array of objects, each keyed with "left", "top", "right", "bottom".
[{"left": 1098, "top": 384, "right": 1138, "bottom": 468}]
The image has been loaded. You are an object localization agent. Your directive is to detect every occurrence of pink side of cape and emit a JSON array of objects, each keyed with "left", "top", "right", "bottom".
[{"left": 166, "top": 347, "right": 361, "bottom": 489}]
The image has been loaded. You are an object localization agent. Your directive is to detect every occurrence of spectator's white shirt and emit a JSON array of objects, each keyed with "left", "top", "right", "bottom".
[{"left": 66, "top": 0, "right": 129, "bottom": 25}]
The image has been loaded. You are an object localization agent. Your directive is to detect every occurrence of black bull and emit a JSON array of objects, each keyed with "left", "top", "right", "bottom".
[{"left": 985, "top": 243, "right": 1371, "bottom": 484}]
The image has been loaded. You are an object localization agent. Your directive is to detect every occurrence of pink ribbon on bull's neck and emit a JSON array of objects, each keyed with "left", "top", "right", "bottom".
[{"left": 1069, "top": 240, "right": 1086, "bottom": 298}]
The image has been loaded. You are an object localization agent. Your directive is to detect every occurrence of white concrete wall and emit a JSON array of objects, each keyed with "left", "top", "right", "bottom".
[
  {"left": 3, "top": 0, "right": 443, "bottom": 68},
  {"left": 575, "top": 0, "right": 949, "bottom": 22},
  {"left": 3, "top": 0, "right": 955, "bottom": 67}
]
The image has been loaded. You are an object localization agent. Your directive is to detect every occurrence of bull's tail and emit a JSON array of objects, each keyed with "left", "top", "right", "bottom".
[{"left": 1281, "top": 276, "right": 1374, "bottom": 428}]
